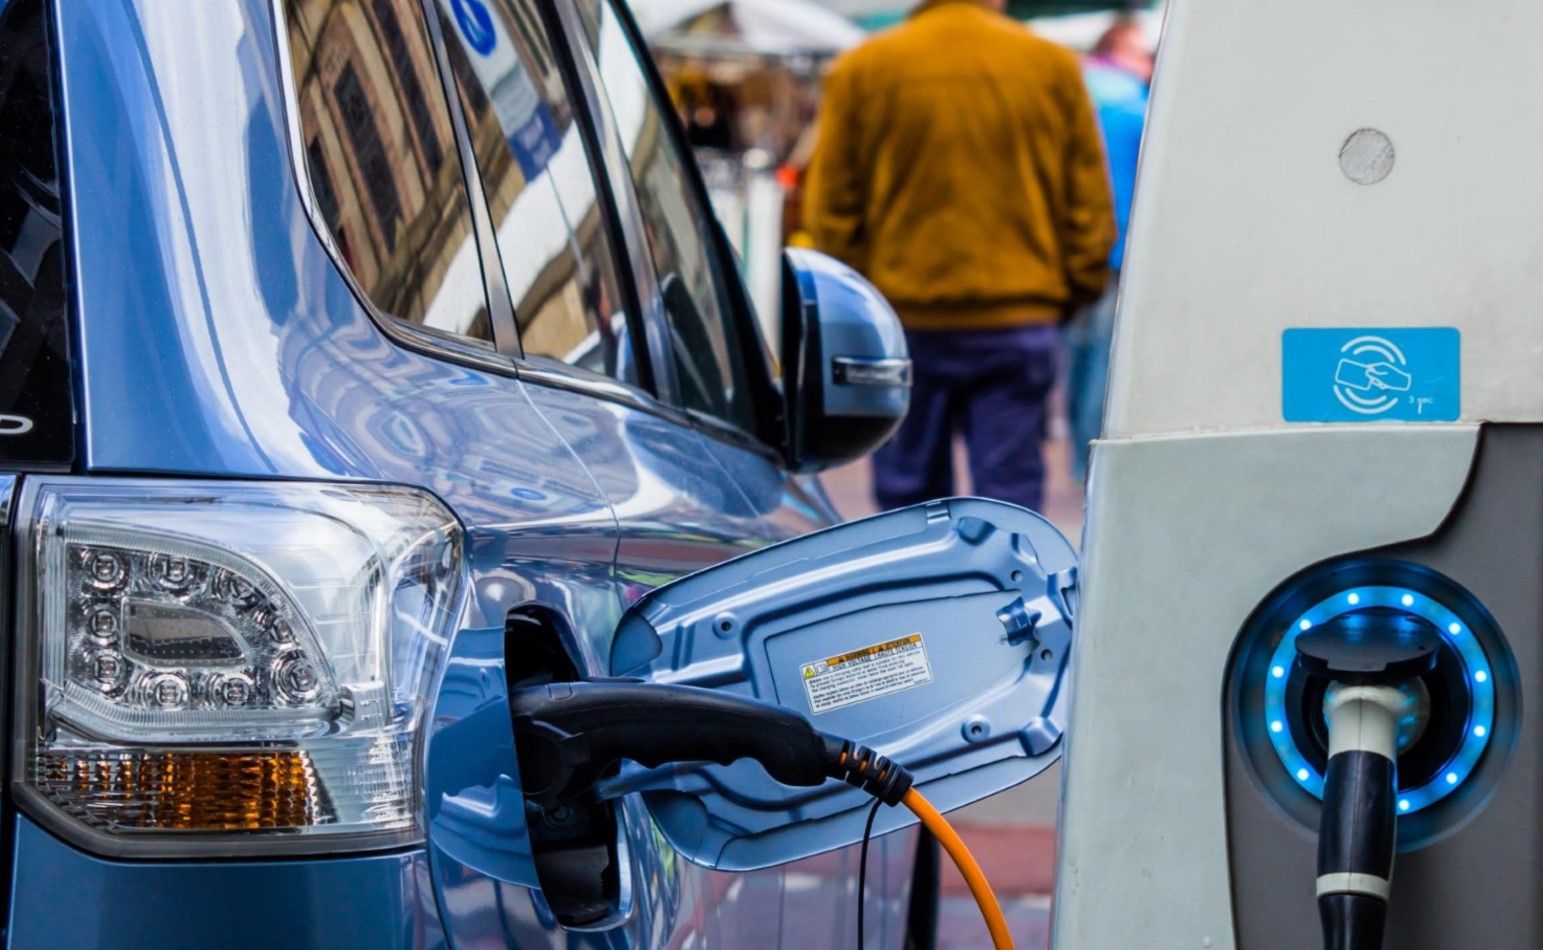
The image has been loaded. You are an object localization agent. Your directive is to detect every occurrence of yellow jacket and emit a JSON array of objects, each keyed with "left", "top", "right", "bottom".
[{"left": 805, "top": 0, "right": 1116, "bottom": 331}]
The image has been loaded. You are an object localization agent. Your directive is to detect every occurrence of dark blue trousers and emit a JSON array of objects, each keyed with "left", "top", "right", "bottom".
[{"left": 873, "top": 325, "right": 1058, "bottom": 512}]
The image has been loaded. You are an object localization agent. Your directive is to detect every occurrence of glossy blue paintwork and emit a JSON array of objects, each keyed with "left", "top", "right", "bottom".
[
  {"left": 611, "top": 498, "right": 1075, "bottom": 871},
  {"left": 29, "top": 0, "right": 915, "bottom": 945},
  {"left": 9, "top": 816, "right": 447, "bottom": 948}
]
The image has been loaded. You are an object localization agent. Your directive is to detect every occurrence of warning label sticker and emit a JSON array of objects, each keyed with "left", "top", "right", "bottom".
[{"left": 800, "top": 634, "right": 934, "bottom": 715}]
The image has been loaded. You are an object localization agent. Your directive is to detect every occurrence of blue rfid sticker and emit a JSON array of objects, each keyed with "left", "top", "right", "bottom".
[{"left": 1283, "top": 328, "right": 1461, "bottom": 423}]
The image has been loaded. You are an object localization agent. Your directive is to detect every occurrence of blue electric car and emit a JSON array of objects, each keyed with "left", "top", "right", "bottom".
[{"left": 0, "top": 0, "right": 1077, "bottom": 946}]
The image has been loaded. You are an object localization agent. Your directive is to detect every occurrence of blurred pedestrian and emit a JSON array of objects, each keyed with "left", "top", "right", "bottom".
[
  {"left": 804, "top": 0, "right": 1115, "bottom": 513},
  {"left": 1067, "top": 16, "right": 1152, "bottom": 483}
]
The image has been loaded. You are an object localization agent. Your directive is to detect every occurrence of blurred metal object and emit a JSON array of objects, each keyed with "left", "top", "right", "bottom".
[
  {"left": 632, "top": 0, "right": 866, "bottom": 55},
  {"left": 825, "top": 0, "right": 1164, "bottom": 48},
  {"left": 698, "top": 148, "right": 785, "bottom": 344},
  {"left": 826, "top": 0, "right": 1156, "bottom": 16}
]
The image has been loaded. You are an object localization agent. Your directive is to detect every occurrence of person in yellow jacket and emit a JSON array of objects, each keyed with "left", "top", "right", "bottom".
[{"left": 805, "top": 0, "right": 1116, "bottom": 512}]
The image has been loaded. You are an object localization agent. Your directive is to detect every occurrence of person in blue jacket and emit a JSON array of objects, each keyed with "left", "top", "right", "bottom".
[{"left": 1068, "top": 17, "right": 1152, "bottom": 483}]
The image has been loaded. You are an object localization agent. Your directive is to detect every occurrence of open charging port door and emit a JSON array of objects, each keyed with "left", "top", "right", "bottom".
[{"left": 605, "top": 497, "right": 1078, "bottom": 871}]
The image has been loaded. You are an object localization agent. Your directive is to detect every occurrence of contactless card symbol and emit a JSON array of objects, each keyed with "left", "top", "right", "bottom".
[
  {"left": 1333, "top": 336, "right": 1412, "bottom": 416},
  {"left": 1283, "top": 327, "right": 1459, "bottom": 424}
]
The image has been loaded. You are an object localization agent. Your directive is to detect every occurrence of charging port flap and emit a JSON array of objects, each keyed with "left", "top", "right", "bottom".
[{"left": 607, "top": 497, "right": 1076, "bottom": 871}]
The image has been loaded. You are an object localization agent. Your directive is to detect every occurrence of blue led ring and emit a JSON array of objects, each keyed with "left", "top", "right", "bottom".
[{"left": 1264, "top": 586, "right": 1495, "bottom": 814}]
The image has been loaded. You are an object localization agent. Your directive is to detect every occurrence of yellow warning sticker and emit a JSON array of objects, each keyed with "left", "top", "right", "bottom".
[{"left": 800, "top": 633, "right": 934, "bottom": 715}]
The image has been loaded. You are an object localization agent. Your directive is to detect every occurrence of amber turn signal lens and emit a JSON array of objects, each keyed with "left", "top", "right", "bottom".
[{"left": 34, "top": 750, "right": 319, "bottom": 831}]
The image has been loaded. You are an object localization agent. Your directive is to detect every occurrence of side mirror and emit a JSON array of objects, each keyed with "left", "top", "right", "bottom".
[{"left": 780, "top": 249, "right": 910, "bottom": 473}]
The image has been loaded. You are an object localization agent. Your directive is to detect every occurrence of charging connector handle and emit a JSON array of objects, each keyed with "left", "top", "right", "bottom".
[
  {"left": 509, "top": 682, "right": 1000, "bottom": 944},
  {"left": 509, "top": 682, "right": 913, "bottom": 810},
  {"left": 1316, "top": 687, "right": 1404, "bottom": 950},
  {"left": 511, "top": 682, "right": 825, "bottom": 809},
  {"left": 1297, "top": 609, "right": 1441, "bottom": 950}
]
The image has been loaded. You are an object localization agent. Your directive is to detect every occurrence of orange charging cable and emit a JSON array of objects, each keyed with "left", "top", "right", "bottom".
[{"left": 902, "top": 787, "right": 1015, "bottom": 950}]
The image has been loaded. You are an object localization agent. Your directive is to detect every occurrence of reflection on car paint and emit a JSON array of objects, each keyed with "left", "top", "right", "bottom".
[{"left": 36, "top": 0, "right": 920, "bottom": 946}]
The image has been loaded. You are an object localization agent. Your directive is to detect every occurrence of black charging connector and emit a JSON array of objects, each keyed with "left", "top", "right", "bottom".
[
  {"left": 1297, "top": 609, "right": 1442, "bottom": 950},
  {"left": 509, "top": 681, "right": 1015, "bottom": 950},
  {"left": 509, "top": 681, "right": 914, "bottom": 810}
]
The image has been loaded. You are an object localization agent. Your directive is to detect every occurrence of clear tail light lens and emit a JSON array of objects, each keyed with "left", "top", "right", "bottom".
[{"left": 13, "top": 479, "right": 466, "bottom": 857}]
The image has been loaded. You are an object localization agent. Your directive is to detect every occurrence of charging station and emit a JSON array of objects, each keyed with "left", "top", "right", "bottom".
[{"left": 1053, "top": 1, "right": 1543, "bottom": 947}]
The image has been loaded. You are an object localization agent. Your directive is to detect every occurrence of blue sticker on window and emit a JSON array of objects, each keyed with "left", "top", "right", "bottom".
[
  {"left": 451, "top": 0, "right": 497, "bottom": 56},
  {"left": 1283, "top": 328, "right": 1461, "bottom": 423}
]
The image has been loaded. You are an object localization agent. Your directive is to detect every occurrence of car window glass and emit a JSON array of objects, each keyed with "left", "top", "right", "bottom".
[
  {"left": 0, "top": 0, "right": 73, "bottom": 466},
  {"left": 284, "top": 0, "right": 492, "bottom": 344},
  {"left": 435, "top": 0, "right": 639, "bottom": 386},
  {"left": 574, "top": 0, "right": 756, "bottom": 431}
]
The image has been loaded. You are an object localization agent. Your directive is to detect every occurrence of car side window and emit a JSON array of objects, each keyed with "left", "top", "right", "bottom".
[
  {"left": 434, "top": 0, "right": 639, "bottom": 386},
  {"left": 574, "top": 0, "right": 757, "bottom": 432},
  {"left": 283, "top": 0, "right": 493, "bottom": 344},
  {"left": 0, "top": 0, "right": 74, "bottom": 466}
]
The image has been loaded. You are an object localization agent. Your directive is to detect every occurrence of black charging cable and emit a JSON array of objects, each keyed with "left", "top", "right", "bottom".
[
  {"left": 509, "top": 681, "right": 914, "bottom": 812},
  {"left": 1296, "top": 609, "right": 1441, "bottom": 950},
  {"left": 857, "top": 797, "right": 883, "bottom": 948},
  {"left": 509, "top": 681, "right": 1017, "bottom": 949}
]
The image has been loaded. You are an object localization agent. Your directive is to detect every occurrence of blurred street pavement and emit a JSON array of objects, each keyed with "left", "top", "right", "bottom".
[
  {"left": 820, "top": 436, "right": 1082, "bottom": 949},
  {"left": 939, "top": 896, "right": 1050, "bottom": 950}
]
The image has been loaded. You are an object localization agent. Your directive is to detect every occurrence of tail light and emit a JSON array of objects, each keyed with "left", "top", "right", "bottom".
[{"left": 12, "top": 479, "right": 466, "bottom": 857}]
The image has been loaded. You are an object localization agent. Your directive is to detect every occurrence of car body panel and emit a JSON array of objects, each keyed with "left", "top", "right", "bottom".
[
  {"left": 612, "top": 497, "right": 1077, "bottom": 871},
  {"left": 8, "top": 815, "right": 448, "bottom": 948},
  {"left": 28, "top": 0, "right": 923, "bottom": 946},
  {"left": 700, "top": 437, "right": 841, "bottom": 543}
]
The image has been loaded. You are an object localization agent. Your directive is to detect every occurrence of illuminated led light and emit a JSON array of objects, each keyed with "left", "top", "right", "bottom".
[
  {"left": 1270, "top": 721, "right": 1284, "bottom": 734},
  {"left": 1399, "top": 799, "right": 1411, "bottom": 812},
  {"left": 1347, "top": 593, "right": 1361, "bottom": 606},
  {"left": 1267, "top": 583, "right": 1499, "bottom": 816}
]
